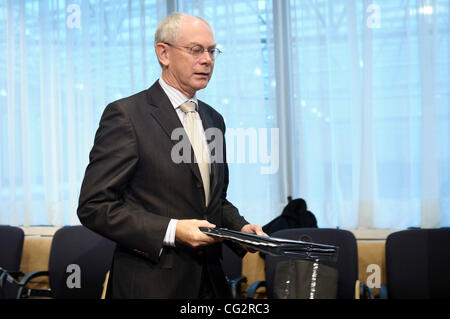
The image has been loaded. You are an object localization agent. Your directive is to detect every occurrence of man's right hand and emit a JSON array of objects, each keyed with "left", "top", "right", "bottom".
[{"left": 175, "top": 219, "right": 223, "bottom": 248}]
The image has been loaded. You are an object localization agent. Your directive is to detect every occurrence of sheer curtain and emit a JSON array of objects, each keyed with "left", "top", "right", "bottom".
[
  {"left": 287, "top": 0, "right": 450, "bottom": 228},
  {"left": 178, "top": 0, "right": 283, "bottom": 226},
  {"left": 0, "top": 0, "right": 283, "bottom": 227},
  {"left": 1, "top": 0, "right": 449, "bottom": 229},
  {"left": 0, "top": 0, "right": 168, "bottom": 226}
]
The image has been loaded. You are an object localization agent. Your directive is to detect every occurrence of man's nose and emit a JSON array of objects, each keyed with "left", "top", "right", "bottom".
[{"left": 199, "top": 50, "right": 213, "bottom": 64}]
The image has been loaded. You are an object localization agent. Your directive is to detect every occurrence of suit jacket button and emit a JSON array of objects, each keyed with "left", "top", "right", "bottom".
[{"left": 196, "top": 181, "right": 202, "bottom": 188}]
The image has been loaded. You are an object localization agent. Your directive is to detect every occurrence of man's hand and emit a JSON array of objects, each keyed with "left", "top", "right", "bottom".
[
  {"left": 175, "top": 219, "right": 223, "bottom": 248},
  {"left": 240, "top": 224, "right": 268, "bottom": 237},
  {"left": 240, "top": 224, "right": 268, "bottom": 253}
]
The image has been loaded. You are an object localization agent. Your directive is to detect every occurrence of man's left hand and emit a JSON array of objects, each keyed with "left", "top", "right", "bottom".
[
  {"left": 240, "top": 224, "right": 268, "bottom": 237},
  {"left": 239, "top": 224, "right": 268, "bottom": 253}
]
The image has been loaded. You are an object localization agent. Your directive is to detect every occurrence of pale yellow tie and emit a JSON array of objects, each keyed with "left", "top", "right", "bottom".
[{"left": 179, "top": 101, "right": 210, "bottom": 206}]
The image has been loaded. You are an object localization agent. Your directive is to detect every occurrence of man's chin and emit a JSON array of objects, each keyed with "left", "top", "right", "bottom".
[{"left": 192, "top": 80, "right": 210, "bottom": 90}]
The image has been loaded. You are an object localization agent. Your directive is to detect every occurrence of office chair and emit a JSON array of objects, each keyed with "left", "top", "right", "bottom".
[
  {"left": 16, "top": 225, "right": 115, "bottom": 299},
  {"left": 221, "top": 242, "right": 247, "bottom": 298},
  {"left": 0, "top": 225, "right": 25, "bottom": 299},
  {"left": 247, "top": 228, "right": 372, "bottom": 299},
  {"left": 385, "top": 228, "right": 450, "bottom": 299}
]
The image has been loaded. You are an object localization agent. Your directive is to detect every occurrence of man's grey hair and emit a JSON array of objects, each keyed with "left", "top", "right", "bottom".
[{"left": 154, "top": 12, "right": 214, "bottom": 46}]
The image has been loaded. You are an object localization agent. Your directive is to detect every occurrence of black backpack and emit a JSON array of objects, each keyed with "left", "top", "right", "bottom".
[{"left": 262, "top": 198, "right": 318, "bottom": 236}]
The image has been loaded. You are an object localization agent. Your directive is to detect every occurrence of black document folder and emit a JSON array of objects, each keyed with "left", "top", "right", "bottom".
[{"left": 200, "top": 227, "right": 339, "bottom": 262}]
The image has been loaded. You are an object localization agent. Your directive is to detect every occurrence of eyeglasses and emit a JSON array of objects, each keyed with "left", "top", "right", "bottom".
[{"left": 164, "top": 43, "right": 222, "bottom": 59}]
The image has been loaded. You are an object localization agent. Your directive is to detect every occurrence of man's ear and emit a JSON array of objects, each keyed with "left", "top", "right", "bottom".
[{"left": 155, "top": 43, "right": 170, "bottom": 67}]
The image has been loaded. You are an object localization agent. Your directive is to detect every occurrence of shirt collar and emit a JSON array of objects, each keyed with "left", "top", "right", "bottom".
[{"left": 158, "top": 78, "right": 198, "bottom": 111}]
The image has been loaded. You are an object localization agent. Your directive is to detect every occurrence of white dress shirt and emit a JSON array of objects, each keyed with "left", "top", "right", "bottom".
[{"left": 158, "top": 78, "right": 211, "bottom": 248}]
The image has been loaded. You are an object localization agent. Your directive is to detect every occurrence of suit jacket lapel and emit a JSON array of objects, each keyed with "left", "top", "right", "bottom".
[{"left": 146, "top": 82, "right": 203, "bottom": 184}]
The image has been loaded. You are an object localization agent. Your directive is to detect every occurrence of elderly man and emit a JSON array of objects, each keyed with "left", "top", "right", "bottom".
[{"left": 77, "top": 13, "right": 266, "bottom": 299}]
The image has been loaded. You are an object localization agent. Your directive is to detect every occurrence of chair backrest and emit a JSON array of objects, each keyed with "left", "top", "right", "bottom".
[
  {"left": 0, "top": 226, "right": 25, "bottom": 299},
  {"left": 0, "top": 225, "right": 24, "bottom": 272},
  {"left": 221, "top": 243, "right": 243, "bottom": 280},
  {"left": 48, "top": 225, "right": 116, "bottom": 299},
  {"left": 386, "top": 228, "right": 450, "bottom": 299},
  {"left": 265, "top": 228, "right": 358, "bottom": 299}
]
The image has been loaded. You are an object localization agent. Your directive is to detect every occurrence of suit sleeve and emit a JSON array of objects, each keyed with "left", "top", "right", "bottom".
[
  {"left": 218, "top": 116, "right": 249, "bottom": 231},
  {"left": 77, "top": 102, "right": 170, "bottom": 263}
]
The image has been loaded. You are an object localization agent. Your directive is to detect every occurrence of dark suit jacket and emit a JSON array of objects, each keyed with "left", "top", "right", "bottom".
[{"left": 77, "top": 81, "right": 249, "bottom": 298}]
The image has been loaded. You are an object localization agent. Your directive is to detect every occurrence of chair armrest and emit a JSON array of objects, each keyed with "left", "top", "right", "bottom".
[
  {"left": 379, "top": 284, "right": 388, "bottom": 299},
  {"left": 0, "top": 269, "right": 24, "bottom": 282},
  {"left": 7, "top": 271, "right": 24, "bottom": 279},
  {"left": 18, "top": 270, "right": 49, "bottom": 286},
  {"left": 246, "top": 280, "right": 267, "bottom": 299},
  {"left": 229, "top": 276, "right": 247, "bottom": 299},
  {"left": 0, "top": 269, "right": 25, "bottom": 299},
  {"left": 359, "top": 282, "right": 375, "bottom": 299},
  {"left": 16, "top": 271, "right": 50, "bottom": 299}
]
